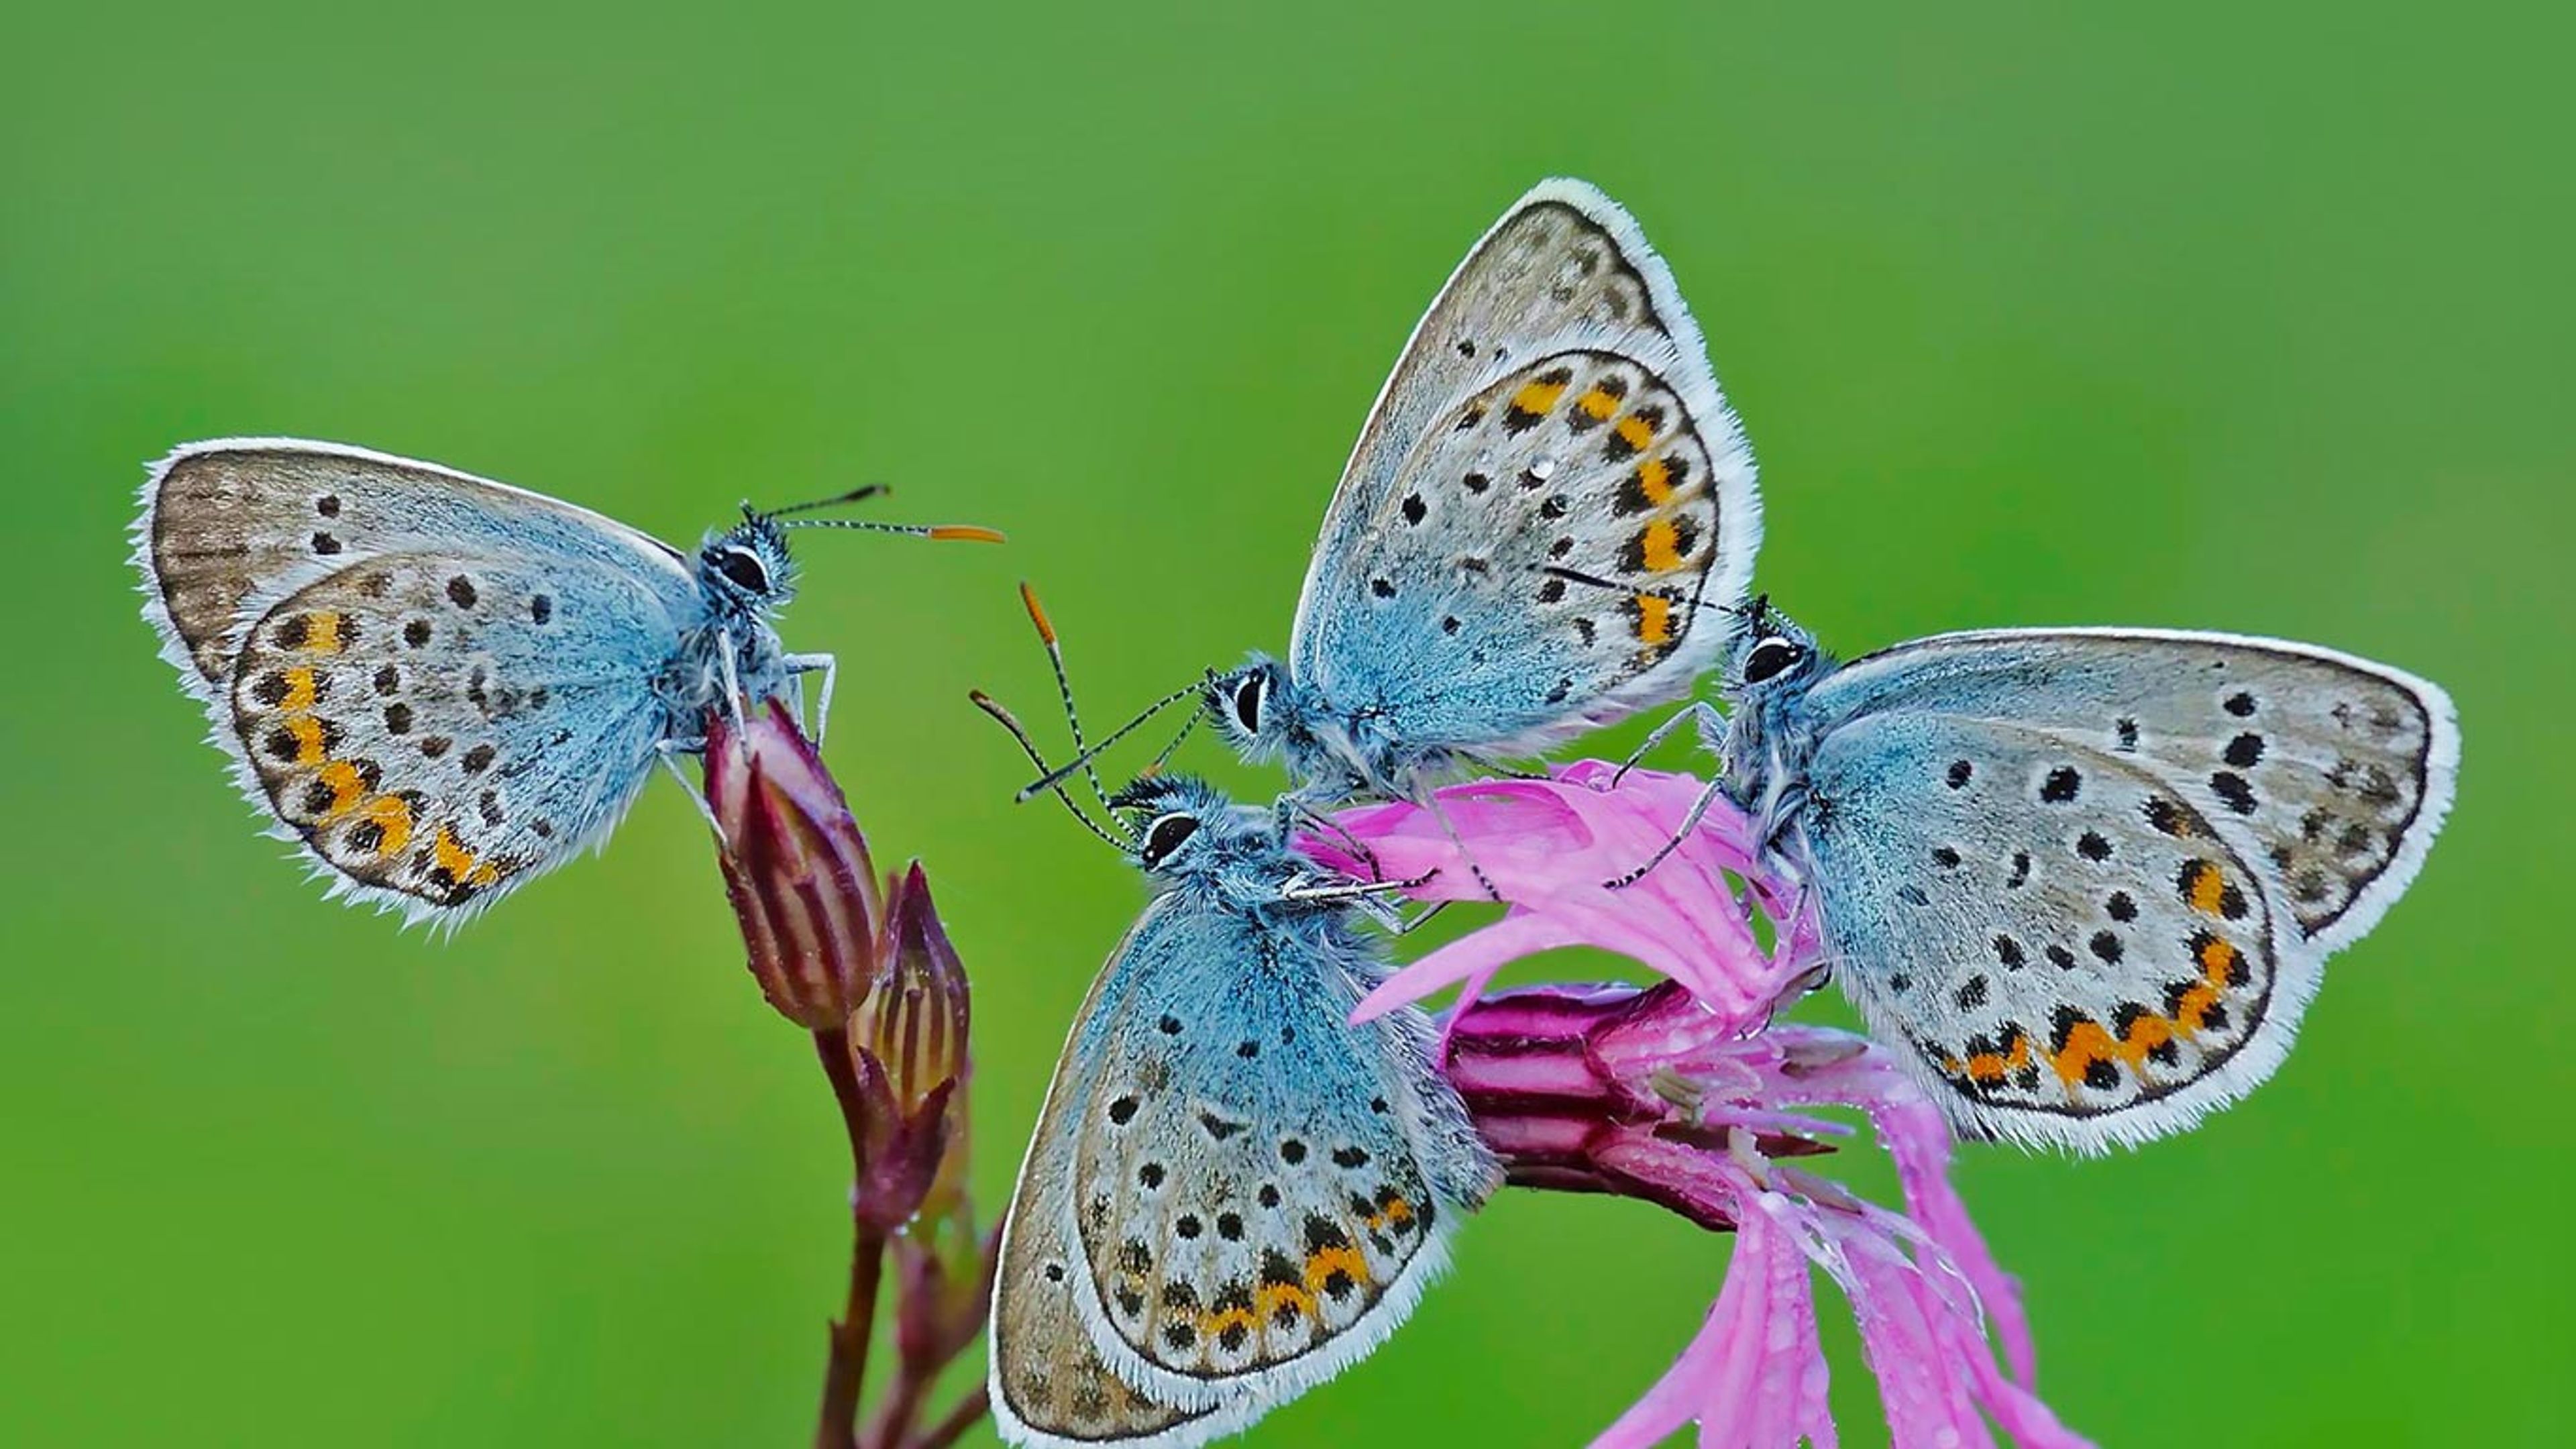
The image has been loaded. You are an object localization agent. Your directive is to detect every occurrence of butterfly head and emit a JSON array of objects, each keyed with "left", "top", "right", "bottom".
[
  {"left": 698, "top": 510, "right": 800, "bottom": 614},
  {"left": 1723, "top": 596, "right": 1831, "bottom": 704},
  {"left": 1106, "top": 773, "right": 1271, "bottom": 881},
  {"left": 1204, "top": 656, "right": 1296, "bottom": 762}
]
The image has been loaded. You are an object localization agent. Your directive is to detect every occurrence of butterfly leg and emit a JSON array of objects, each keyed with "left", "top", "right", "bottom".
[
  {"left": 1388, "top": 900, "right": 1451, "bottom": 936},
  {"left": 1291, "top": 800, "right": 1385, "bottom": 881},
  {"left": 656, "top": 739, "right": 727, "bottom": 842},
  {"left": 1423, "top": 793, "right": 1503, "bottom": 902},
  {"left": 1611, "top": 700, "right": 1725, "bottom": 788},
  {"left": 1281, "top": 869, "right": 1438, "bottom": 903},
  {"left": 783, "top": 652, "right": 837, "bottom": 745},
  {"left": 717, "top": 629, "right": 747, "bottom": 727},
  {"left": 1604, "top": 771, "right": 1734, "bottom": 890}
]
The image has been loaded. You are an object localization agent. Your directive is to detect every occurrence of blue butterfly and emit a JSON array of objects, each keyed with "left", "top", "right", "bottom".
[
  {"left": 1027, "top": 180, "right": 1761, "bottom": 821},
  {"left": 977, "top": 769, "right": 1497, "bottom": 1446},
  {"left": 133, "top": 437, "right": 997, "bottom": 924},
  {"left": 973, "top": 597, "right": 1497, "bottom": 1448},
  {"left": 1706, "top": 599, "right": 2459, "bottom": 1152}
]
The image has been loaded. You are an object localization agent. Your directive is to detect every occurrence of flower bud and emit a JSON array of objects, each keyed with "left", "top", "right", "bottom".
[
  {"left": 704, "top": 700, "right": 884, "bottom": 1031},
  {"left": 844, "top": 863, "right": 975, "bottom": 1233}
]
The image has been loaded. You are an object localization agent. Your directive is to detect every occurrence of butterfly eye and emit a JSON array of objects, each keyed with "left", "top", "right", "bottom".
[
  {"left": 1232, "top": 674, "right": 1265, "bottom": 734},
  {"left": 1741, "top": 637, "right": 1803, "bottom": 685},
  {"left": 713, "top": 547, "right": 770, "bottom": 594},
  {"left": 1141, "top": 812, "right": 1201, "bottom": 866}
]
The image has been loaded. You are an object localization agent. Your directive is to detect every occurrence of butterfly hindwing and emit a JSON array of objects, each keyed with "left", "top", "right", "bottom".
[
  {"left": 1803, "top": 711, "right": 2290, "bottom": 1150},
  {"left": 1805, "top": 629, "right": 2459, "bottom": 952},
  {"left": 1289, "top": 179, "right": 1758, "bottom": 758},
  {"left": 223, "top": 549, "right": 679, "bottom": 919}
]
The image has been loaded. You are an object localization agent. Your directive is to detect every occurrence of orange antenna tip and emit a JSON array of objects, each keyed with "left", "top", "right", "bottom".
[
  {"left": 1018, "top": 582, "right": 1059, "bottom": 645},
  {"left": 928, "top": 525, "right": 1006, "bottom": 544}
]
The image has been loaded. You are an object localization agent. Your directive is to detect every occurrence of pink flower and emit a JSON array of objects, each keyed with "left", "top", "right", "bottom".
[{"left": 1300, "top": 763, "right": 2092, "bottom": 1449}]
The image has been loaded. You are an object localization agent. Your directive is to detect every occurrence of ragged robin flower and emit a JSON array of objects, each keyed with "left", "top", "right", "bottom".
[
  {"left": 703, "top": 701, "right": 995, "bottom": 1449},
  {"left": 1301, "top": 761, "right": 2092, "bottom": 1449}
]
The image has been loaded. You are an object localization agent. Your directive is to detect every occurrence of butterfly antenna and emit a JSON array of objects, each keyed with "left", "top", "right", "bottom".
[
  {"left": 1015, "top": 583, "right": 1118, "bottom": 817},
  {"left": 969, "top": 689, "right": 1131, "bottom": 849},
  {"left": 1140, "top": 708, "right": 1201, "bottom": 779},
  {"left": 782, "top": 515, "right": 1006, "bottom": 543},
  {"left": 1015, "top": 680, "right": 1203, "bottom": 803},
  {"left": 759, "top": 483, "right": 891, "bottom": 518}
]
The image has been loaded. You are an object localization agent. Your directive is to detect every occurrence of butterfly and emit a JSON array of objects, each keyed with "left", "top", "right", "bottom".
[
  {"left": 981, "top": 773, "right": 1499, "bottom": 1449},
  {"left": 132, "top": 437, "right": 998, "bottom": 925},
  {"left": 1027, "top": 178, "right": 1760, "bottom": 818},
  {"left": 1706, "top": 598, "right": 2459, "bottom": 1152}
]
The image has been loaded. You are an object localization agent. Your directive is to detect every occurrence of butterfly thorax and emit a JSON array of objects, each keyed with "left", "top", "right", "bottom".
[
  {"left": 1717, "top": 608, "right": 1839, "bottom": 850},
  {"left": 655, "top": 519, "right": 800, "bottom": 739}
]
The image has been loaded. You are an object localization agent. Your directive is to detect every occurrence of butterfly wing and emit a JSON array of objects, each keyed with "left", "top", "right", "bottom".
[
  {"left": 1805, "top": 629, "right": 2458, "bottom": 953},
  {"left": 135, "top": 437, "right": 691, "bottom": 691},
  {"left": 991, "top": 894, "right": 1495, "bottom": 1448},
  {"left": 1801, "top": 713, "right": 2289, "bottom": 1151},
  {"left": 994, "top": 900, "right": 1222, "bottom": 1449},
  {"left": 217, "top": 550, "right": 682, "bottom": 922},
  {"left": 1792, "top": 630, "right": 2455, "bottom": 1150},
  {"left": 1288, "top": 179, "right": 1758, "bottom": 759}
]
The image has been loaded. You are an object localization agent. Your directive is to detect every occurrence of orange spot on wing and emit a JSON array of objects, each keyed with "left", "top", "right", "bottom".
[
  {"left": 2175, "top": 983, "right": 2222, "bottom": 1035},
  {"left": 1203, "top": 1304, "right": 1261, "bottom": 1342},
  {"left": 284, "top": 714, "right": 327, "bottom": 766},
  {"left": 313, "top": 760, "right": 369, "bottom": 819},
  {"left": 1513, "top": 376, "right": 1570, "bottom": 418},
  {"left": 279, "top": 667, "right": 318, "bottom": 712},
  {"left": 303, "top": 612, "right": 344, "bottom": 654},
  {"left": 1252, "top": 1283, "right": 1313, "bottom": 1324},
  {"left": 2047, "top": 1020, "right": 2125, "bottom": 1088},
  {"left": 1640, "top": 518, "right": 1684, "bottom": 572},
  {"left": 1304, "top": 1245, "right": 1371, "bottom": 1295},
  {"left": 1635, "top": 458, "right": 1674, "bottom": 506},
  {"left": 1365, "top": 1197, "right": 1414, "bottom": 1232},
  {"left": 2121, "top": 1013, "right": 2175, "bottom": 1059},
  {"left": 355, "top": 794, "right": 413, "bottom": 857},
  {"left": 1575, "top": 386, "right": 1621, "bottom": 421},
  {"left": 1964, "top": 1031, "right": 2032, "bottom": 1083},
  {"left": 1633, "top": 594, "right": 1674, "bottom": 645},
  {"left": 2198, "top": 934, "right": 2239, "bottom": 984},
  {"left": 431, "top": 826, "right": 503, "bottom": 888},
  {"left": 1615, "top": 413, "right": 1657, "bottom": 453},
  {"left": 2184, "top": 860, "right": 2229, "bottom": 916}
]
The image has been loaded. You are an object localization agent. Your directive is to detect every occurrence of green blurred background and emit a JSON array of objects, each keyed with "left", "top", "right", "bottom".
[{"left": 5, "top": 3, "right": 2567, "bottom": 1444}]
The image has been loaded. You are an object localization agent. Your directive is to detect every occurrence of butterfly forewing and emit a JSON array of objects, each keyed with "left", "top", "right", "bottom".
[
  {"left": 1070, "top": 917, "right": 1469, "bottom": 1383},
  {"left": 1290, "top": 179, "right": 1757, "bottom": 757},
  {"left": 225, "top": 551, "right": 678, "bottom": 916},
  {"left": 994, "top": 912, "right": 1220, "bottom": 1444},
  {"left": 1807, "top": 630, "right": 2458, "bottom": 951},
  {"left": 1803, "top": 713, "right": 2288, "bottom": 1151},
  {"left": 992, "top": 892, "right": 1493, "bottom": 1448},
  {"left": 138, "top": 439, "right": 688, "bottom": 688}
]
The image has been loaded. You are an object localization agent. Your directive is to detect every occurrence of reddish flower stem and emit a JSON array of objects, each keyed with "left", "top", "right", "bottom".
[
  {"left": 862, "top": 1366, "right": 928, "bottom": 1449},
  {"left": 814, "top": 1029, "right": 890, "bottom": 1449},
  {"left": 908, "top": 1385, "right": 991, "bottom": 1449}
]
